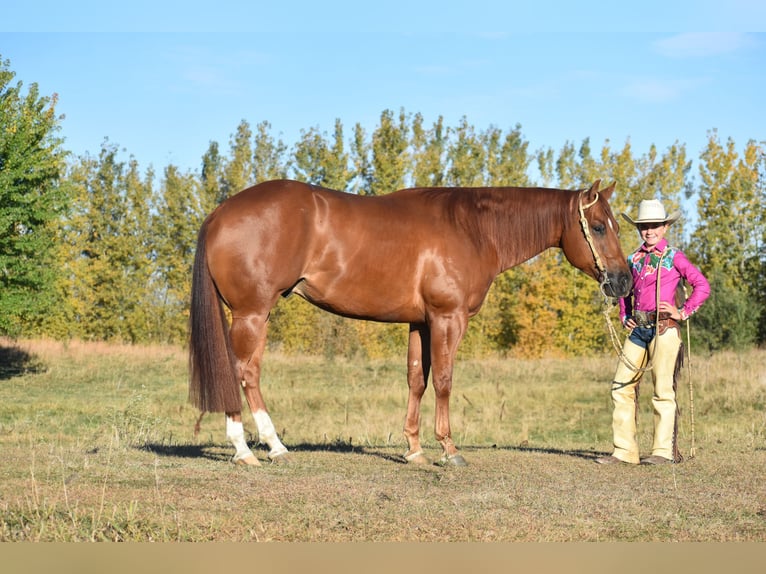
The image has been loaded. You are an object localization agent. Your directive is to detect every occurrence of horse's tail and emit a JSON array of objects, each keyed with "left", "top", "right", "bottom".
[{"left": 188, "top": 220, "right": 242, "bottom": 413}]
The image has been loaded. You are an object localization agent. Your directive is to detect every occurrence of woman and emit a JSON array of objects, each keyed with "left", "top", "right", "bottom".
[{"left": 596, "top": 199, "right": 710, "bottom": 465}]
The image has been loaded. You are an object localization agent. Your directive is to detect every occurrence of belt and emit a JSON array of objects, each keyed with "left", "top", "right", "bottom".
[{"left": 633, "top": 310, "right": 671, "bottom": 328}]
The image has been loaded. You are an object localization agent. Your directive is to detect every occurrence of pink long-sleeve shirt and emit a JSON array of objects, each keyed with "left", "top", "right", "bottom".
[{"left": 619, "top": 238, "right": 710, "bottom": 323}]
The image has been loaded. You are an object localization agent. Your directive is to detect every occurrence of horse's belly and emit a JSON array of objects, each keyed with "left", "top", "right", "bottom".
[{"left": 292, "top": 275, "right": 423, "bottom": 323}]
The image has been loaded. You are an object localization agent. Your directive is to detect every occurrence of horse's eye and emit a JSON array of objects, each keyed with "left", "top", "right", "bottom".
[{"left": 593, "top": 223, "right": 606, "bottom": 235}]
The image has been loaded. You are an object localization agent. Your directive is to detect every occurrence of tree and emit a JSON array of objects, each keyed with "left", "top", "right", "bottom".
[
  {"left": 200, "top": 140, "right": 225, "bottom": 212},
  {"left": 151, "top": 165, "right": 203, "bottom": 343},
  {"left": 221, "top": 119, "right": 254, "bottom": 198},
  {"left": 324, "top": 119, "right": 352, "bottom": 190},
  {"left": 692, "top": 132, "right": 760, "bottom": 288},
  {"left": 252, "top": 120, "right": 288, "bottom": 183},
  {"left": 350, "top": 122, "right": 372, "bottom": 195},
  {"left": 411, "top": 113, "right": 446, "bottom": 187},
  {"left": 0, "top": 57, "right": 67, "bottom": 336},
  {"left": 689, "top": 132, "right": 762, "bottom": 349},
  {"left": 483, "top": 123, "right": 531, "bottom": 186},
  {"left": 60, "top": 142, "right": 155, "bottom": 342},
  {"left": 292, "top": 119, "right": 352, "bottom": 190},
  {"left": 369, "top": 108, "right": 410, "bottom": 196},
  {"left": 446, "top": 117, "right": 484, "bottom": 186}
]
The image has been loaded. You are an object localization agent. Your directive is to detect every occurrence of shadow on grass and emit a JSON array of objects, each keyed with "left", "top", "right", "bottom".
[
  {"left": 140, "top": 440, "right": 602, "bottom": 465},
  {"left": 0, "top": 344, "right": 47, "bottom": 380},
  {"left": 140, "top": 440, "right": 407, "bottom": 465}
]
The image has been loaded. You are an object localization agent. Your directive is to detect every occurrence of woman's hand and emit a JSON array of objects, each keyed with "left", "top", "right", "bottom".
[
  {"left": 658, "top": 301, "right": 682, "bottom": 321},
  {"left": 624, "top": 317, "right": 637, "bottom": 329}
]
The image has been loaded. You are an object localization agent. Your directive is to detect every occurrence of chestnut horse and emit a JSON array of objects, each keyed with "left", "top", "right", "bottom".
[{"left": 189, "top": 179, "right": 631, "bottom": 466}]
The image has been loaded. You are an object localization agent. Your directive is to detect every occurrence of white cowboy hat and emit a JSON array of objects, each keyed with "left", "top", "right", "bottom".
[{"left": 621, "top": 199, "right": 681, "bottom": 227}]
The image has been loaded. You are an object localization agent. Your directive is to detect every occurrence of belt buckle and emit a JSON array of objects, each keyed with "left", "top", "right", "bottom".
[{"left": 634, "top": 311, "right": 654, "bottom": 328}]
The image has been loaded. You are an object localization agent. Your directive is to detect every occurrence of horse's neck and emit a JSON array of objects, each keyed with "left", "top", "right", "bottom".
[{"left": 490, "top": 188, "right": 569, "bottom": 272}]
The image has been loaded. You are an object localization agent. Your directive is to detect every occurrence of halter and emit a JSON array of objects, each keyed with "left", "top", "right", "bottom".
[{"left": 577, "top": 190, "right": 609, "bottom": 296}]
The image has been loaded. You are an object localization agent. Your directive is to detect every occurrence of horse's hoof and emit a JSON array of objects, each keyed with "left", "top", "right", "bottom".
[
  {"left": 437, "top": 454, "right": 468, "bottom": 467},
  {"left": 269, "top": 451, "right": 292, "bottom": 464},
  {"left": 233, "top": 454, "right": 262, "bottom": 467},
  {"left": 404, "top": 451, "right": 431, "bottom": 465}
]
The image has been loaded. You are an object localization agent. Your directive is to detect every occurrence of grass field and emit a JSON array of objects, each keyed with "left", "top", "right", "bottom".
[{"left": 0, "top": 338, "right": 764, "bottom": 541}]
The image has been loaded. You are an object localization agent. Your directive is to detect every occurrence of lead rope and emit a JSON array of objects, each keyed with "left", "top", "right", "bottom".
[{"left": 684, "top": 284, "right": 696, "bottom": 458}]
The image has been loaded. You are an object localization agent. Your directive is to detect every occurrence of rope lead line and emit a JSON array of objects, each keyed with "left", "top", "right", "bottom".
[{"left": 684, "top": 285, "right": 696, "bottom": 458}]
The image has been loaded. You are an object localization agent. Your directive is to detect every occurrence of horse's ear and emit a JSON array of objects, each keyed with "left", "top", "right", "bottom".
[
  {"left": 584, "top": 179, "right": 601, "bottom": 202},
  {"left": 600, "top": 181, "right": 616, "bottom": 201}
]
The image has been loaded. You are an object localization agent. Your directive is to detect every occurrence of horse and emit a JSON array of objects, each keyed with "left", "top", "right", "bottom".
[{"left": 188, "top": 178, "right": 631, "bottom": 467}]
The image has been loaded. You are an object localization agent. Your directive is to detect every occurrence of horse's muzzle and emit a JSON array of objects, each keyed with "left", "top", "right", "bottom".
[{"left": 600, "top": 271, "right": 632, "bottom": 299}]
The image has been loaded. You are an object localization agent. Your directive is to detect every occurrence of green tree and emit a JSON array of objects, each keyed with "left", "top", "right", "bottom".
[
  {"left": 0, "top": 57, "right": 68, "bottom": 336},
  {"left": 446, "top": 117, "right": 484, "bottom": 186},
  {"left": 691, "top": 269, "right": 755, "bottom": 351},
  {"left": 61, "top": 142, "right": 154, "bottom": 342},
  {"left": 350, "top": 122, "right": 372, "bottom": 195},
  {"left": 689, "top": 132, "right": 762, "bottom": 349},
  {"left": 151, "top": 165, "right": 203, "bottom": 343},
  {"left": 323, "top": 119, "right": 353, "bottom": 191},
  {"left": 221, "top": 119, "right": 254, "bottom": 198},
  {"left": 692, "top": 132, "right": 760, "bottom": 287},
  {"left": 369, "top": 108, "right": 410, "bottom": 196},
  {"left": 252, "top": 120, "right": 288, "bottom": 182},
  {"left": 200, "top": 140, "right": 225, "bottom": 212},
  {"left": 536, "top": 147, "right": 555, "bottom": 187},
  {"left": 483, "top": 123, "right": 531, "bottom": 186},
  {"left": 292, "top": 119, "right": 352, "bottom": 190},
  {"left": 118, "top": 159, "right": 156, "bottom": 340},
  {"left": 411, "top": 113, "right": 446, "bottom": 187}
]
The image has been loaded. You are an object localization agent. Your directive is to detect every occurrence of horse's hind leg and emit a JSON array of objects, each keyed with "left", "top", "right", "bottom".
[
  {"left": 225, "top": 412, "right": 261, "bottom": 466},
  {"left": 230, "top": 313, "right": 290, "bottom": 463}
]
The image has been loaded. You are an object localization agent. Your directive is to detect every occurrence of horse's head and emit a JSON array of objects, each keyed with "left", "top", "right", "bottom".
[{"left": 561, "top": 180, "right": 632, "bottom": 299}]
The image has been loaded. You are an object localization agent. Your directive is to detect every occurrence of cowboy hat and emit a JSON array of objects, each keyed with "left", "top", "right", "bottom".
[{"left": 621, "top": 199, "right": 681, "bottom": 227}]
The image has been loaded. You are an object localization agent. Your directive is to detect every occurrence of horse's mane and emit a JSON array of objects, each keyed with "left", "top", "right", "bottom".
[{"left": 417, "top": 186, "right": 573, "bottom": 263}]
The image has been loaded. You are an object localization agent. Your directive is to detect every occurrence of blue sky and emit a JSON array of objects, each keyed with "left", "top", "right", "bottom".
[{"left": 1, "top": 2, "right": 764, "bottom": 184}]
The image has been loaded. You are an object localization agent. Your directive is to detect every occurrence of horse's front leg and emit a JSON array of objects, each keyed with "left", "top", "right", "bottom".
[
  {"left": 403, "top": 323, "right": 431, "bottom": 465},
  {"left": 429, "top": 313, "right": 468, "bottom": 467}
]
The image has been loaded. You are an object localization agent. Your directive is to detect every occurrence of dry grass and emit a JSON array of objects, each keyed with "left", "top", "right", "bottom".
[{"left": 0, "top": 337, "right": 764, "bottom": 541}]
